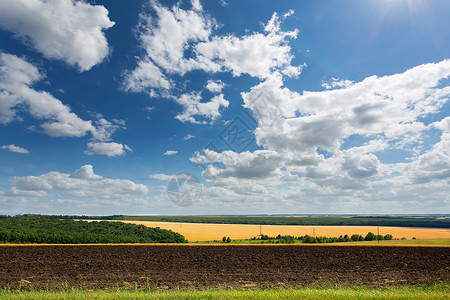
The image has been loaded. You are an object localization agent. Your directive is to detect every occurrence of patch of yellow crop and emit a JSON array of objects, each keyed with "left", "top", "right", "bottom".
[{"left": 117, "top": 220, "right": 450, "bottom": 242}]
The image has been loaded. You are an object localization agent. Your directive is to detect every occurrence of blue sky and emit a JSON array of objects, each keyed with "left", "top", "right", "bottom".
[{"left": 0, "top": 0, "right": 449, "bottom": 215}]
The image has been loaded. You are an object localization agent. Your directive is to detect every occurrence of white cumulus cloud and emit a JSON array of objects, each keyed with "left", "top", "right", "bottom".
[
  {"left": 205, "top": 79, "right": 226, "bottom": 93},
  {"left": 163, "top": 150, "right": 178, "bottom": 156},
  {"left": 0, "top": 0, "right": 114, "bottom": 71},
  {"left": 195, "top": 11, "right": 301, "bottom": 79},
  {"left": 0, "top": 53, "right": 123, "bottom": 140},
  {"left": 149, "top": 174, "right": 174, "bottom": 181},
  {"left": 0, "top": 144, "right": 29, "bottom": 154},
  {"left": 124, "top": 1, "right": 301, "bottom": 124},
  {"left": 69, "top": 165, "right": 103, "bottom": 180},
  {"left": 242, "top": 60, "right": 450, "bottom": 156},
  {"left": 194, "top": 60, "right": 450, "bottom": 202},
  {"left": 85, "top": 142, "right": 132, "bottom": 157},
  {"left": 9, "top": 165, "right": 148, "bottom": 199},
  {"left": 175, "top": 93, "right": 229, "bottom": 124}
]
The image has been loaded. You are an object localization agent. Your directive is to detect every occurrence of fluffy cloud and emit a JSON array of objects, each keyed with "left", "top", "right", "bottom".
[
  {"left": 132, "top": 0, "right": 214, "bottom": 77},
  {"left": 195, "top": 11, "right": 301, "bottom": 79},
  {"left": 130, "top": 1, "right": 300, "bottom": 80},
  {"left": 191, "top": 149, "right": 295, "bottom": 195},
  {"left": 124, "top": 1, "right": 301, "bottom": 124},
  {"left": 205, "top": 80, "right": 225, "bottom": 93},
  {"left": 194, "top": 60, "right": 450, "bottom": 201},
  {"left": 0, "top": 0, "right": 114, "bottom": 71},
  {"left": 163, "top": 150, "right": 178, "bottom": 156},
  {"left": 123, "top": 59, "right": 172, "bottom": 93},
  {"left": 175, "top": 93, "right": 229, "bottom": 123},
  {"left": 191, "top": 149, "right": 284, "bottom": 180},
  {"left": 85, "top": 142, "right": 132, "bottom": 157},
  {"left": 404, "top": 117, "right": 450, "bottom": 185},
  {"left": 191, "top": 0, "right": 203, "bottom": 12},
  {"left": 9, "top": 165, "right": 148, "bottom": 199},
  {"left": 321, "top": 77, "right": 354, "bottom": 90},
  {"left": 0, "top": 53, "right": 123, "bottom": 140},
  {"left": 149, "top": 173, "right": 174, "bottom": 181},
  {"left": 70, "top": 165, "right": 103, "bottom": 180},
  {"left": 1, "top": 144, "right": 29, "bottom": 154},
  {"left": 242, "top": 60, "right": 450, "bottom": 156}
]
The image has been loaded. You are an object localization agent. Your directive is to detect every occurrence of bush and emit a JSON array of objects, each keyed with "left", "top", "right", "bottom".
[
  {"left": 302, "top": 235, "right": 316, "bottom": 243},
  {"left": 275, "top": 235, "right": 296, "bottom": 243},
  {"left": 260, "top": 234, "right": 270, "bottom": 240},
  {"left": 376, "top": 235, "right": 384, "bottom": 241},
  {"left": 365, "top": 232, "right": 377, "bottom": 241},
  {"left": 351, "top": 234, "right": 361, "bottom": 241}
]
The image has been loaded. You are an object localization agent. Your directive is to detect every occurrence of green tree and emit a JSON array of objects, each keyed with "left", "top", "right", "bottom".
[
  {"left": 384, "top": 234, "right": 393, "bottom": 240},
  {"left": 302, "top": 235, "right": 316, "bottom": 243},
  {"left": 365, "top": 232, "right": 376, "bottom": 241},
  {"left": 351, "top": 234, "right": 360, "bottom": 242}
]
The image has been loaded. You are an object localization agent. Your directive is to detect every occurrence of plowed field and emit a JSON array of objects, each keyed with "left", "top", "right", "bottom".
[{"left": 0, "top": 245, "right": 448, "bottom": 290}]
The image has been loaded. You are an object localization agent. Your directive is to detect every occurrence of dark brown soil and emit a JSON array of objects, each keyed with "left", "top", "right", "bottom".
[{"left": 0, "top": 245, "right": 448, "bottom": 290}]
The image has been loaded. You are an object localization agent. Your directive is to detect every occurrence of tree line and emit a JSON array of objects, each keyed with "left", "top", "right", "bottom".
[
  {"left": 0, "top": 215, "right": 187, "bottom": 244},
  {"left": 251, "top": 232, "right": 393, "bottom": 244},
  {"left": 120, "top": 215, "right": 449, "bottom": 228},
  {"left": 20, "top": 215, "right": 449, "bottom": 228}
]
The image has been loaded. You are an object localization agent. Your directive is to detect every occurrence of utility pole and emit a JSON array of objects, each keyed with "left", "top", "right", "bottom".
[
  {"left": 313, "top": 227, "right": 316, "bottom": 238},
  {"left": 377, "top": 225, "right": 380, "bottom": 244}
]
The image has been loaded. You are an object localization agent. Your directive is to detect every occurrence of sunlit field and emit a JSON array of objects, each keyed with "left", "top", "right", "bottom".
[{"left": 115, "top": 220, "right": 450, "bottom": 242}]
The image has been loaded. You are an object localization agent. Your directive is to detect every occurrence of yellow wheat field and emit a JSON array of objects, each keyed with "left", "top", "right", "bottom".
[{"left": 117, "top": 220, "right": 450, "bottom": 242}]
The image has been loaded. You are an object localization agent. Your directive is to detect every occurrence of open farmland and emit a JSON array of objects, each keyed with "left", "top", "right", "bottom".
[
  {"left": 0, "top": 245, "right": 448, "bottom": 291},
  {"left": 115, "top": 220, "right": 450, "bottom": 242}
]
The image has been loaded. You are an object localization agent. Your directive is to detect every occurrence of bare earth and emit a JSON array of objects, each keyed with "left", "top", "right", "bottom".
[{"left": 0, "top": 245, "right": 448, "bottom": 290}]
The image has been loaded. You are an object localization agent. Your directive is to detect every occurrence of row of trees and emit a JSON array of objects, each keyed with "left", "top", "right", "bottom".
[
  {"left": 0, "top": 215, "right": 187, "bottom": 244},
  {"left": 251, "top": 232, "right": 393, "bottom": 244},
  {"left": 301, "top": 232, "right": 393, "bottom": 243},
  {"left": 129, "top": 216, "right": 449, "bottom": 228},
  {"left": 20, "top": 215, "right": 448, "bottom": 228}
]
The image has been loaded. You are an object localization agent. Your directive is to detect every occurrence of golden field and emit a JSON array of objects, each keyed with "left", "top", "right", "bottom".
[{"left": 116, "top": 220, "right": 450, "bottom": 242}]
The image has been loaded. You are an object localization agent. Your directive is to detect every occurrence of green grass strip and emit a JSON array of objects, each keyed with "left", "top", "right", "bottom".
[{"left": 1, "top": 284, "right": 449, "bottom": 300}]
